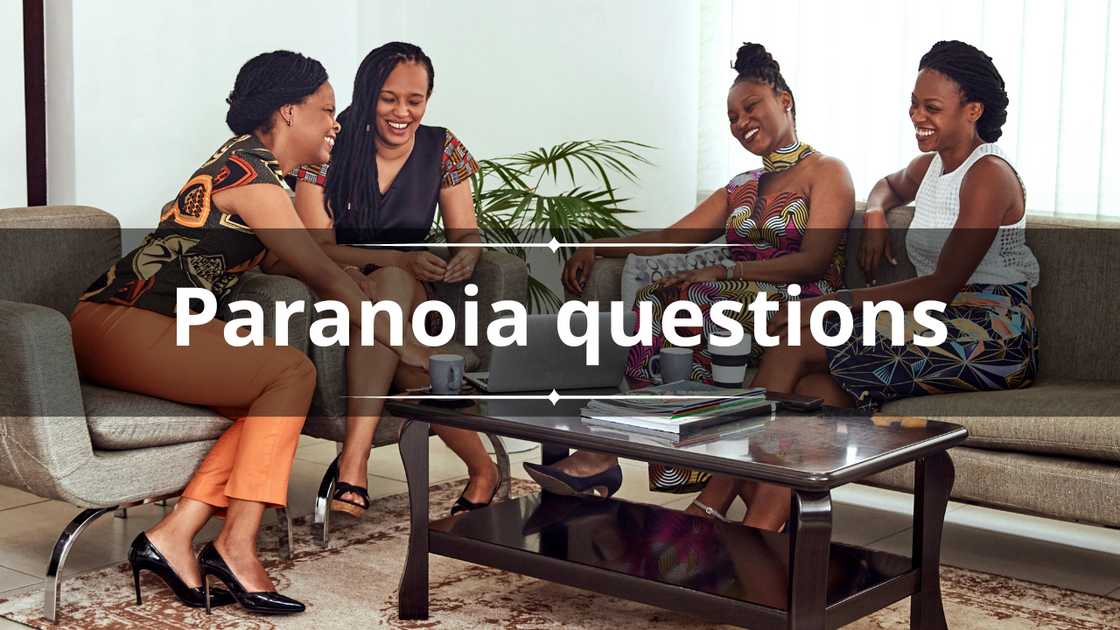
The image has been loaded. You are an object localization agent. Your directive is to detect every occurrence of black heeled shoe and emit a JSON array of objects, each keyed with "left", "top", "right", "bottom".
[
  {"left": 128, "top": 533, "right": 235, "bottom": 609},
  {"left": 197, "top": 542, "right": 305, "bottom": 615},
  {"left": 449, "top": 477, "right": 500, "bottom": 516},
  {"left": 523, "top": 462, "right": 624, "bottom": 498}
]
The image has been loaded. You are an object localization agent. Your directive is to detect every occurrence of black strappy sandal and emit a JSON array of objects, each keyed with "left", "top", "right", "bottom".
[
  {"left": 449, "top": 480, "right": 500, "bottom": 516},
  {"left": 330, "top": 481, "right": 370, "bottom": 517}
]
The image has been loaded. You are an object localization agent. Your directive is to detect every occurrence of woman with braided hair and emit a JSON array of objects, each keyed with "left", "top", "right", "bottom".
[
  {"left": 703, "top": 40, "right": 1040, "bottom": 532},
  {"left": 285, "top": 42, "right": 499, "bottom": 518},
  {"left": 72, "top": 50, "right": 427, "bottom": 614},
  {"left": 525, "top": 42, "right": 855, "bottom": 499}
]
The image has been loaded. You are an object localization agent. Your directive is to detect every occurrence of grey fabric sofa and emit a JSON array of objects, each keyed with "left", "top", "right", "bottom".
[
  {"left": 573, "top": 208, "right": 1120, "bottom": 530},
  {"left": 0, "top": 205, "right": 527, "bottom": 619}
]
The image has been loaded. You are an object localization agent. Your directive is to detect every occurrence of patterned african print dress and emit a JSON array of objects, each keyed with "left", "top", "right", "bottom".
[
  {"left": 825, "top": 143, "right": 1039, "bottom": 410},
  {"left": 629, "top": 167, "right": 845, "bottom": 494},
  {"left": 625, "top": 168, "right": 846, "bottom": 388}
]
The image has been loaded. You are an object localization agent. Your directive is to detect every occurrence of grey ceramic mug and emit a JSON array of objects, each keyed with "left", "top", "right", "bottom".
[
  {"left": 429, "top": 354, "right": 465, "bottom": 395},
  {"left": 654, "top": 347, "right": 693, "bottom": 384}
]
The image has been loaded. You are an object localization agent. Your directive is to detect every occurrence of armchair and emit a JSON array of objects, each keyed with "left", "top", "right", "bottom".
[{"left": 0, "top": 205, "right": 293, "bottom": 623}]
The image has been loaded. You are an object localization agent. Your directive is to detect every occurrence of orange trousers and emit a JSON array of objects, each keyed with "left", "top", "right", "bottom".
[{"left": 70, "top": 301, "right": 314, "bottom": 508}]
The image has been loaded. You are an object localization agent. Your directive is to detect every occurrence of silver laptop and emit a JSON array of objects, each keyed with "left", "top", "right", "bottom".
[{"left": 466, "top": 312, "right": 634, "bottom": 392}]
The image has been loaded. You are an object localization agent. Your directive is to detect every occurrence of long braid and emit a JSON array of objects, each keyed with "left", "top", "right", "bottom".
[
  {"left": 225, "top": 50, "right": 328, "bottom": 135},
  {"left": 919, "top": 40, "right": 1009, "bottom": 142},
  {"left": 325, "top": 42, "right": 434, "bottom": 225}
]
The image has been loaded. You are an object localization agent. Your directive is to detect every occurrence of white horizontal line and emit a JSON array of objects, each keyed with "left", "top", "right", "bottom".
[
  {"left": 345, "top": 394, "right": 758, "bottom": 400},
  {"left": 349, "top": 242, "right": 741, "bottom": 248}
]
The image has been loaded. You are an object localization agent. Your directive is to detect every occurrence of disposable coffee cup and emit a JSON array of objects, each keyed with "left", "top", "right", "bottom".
[
  {"left": 429, "top": 354, "right": 465, "bottom": 395},
  {"left": 654, "top": 347, "right": 693, "bottom": 384},
  {"left": 708, "top": 332, "right": 752, "bottom": 388}
]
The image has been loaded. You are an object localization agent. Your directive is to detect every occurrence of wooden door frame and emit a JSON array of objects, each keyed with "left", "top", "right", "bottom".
[{"left": 23, "top": 0, "right": 46, "bottom": 206}]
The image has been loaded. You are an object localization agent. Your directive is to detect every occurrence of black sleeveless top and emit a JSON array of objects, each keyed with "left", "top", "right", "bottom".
[{"left": 295, "top": 124, "right": 479, "bottom": 246}]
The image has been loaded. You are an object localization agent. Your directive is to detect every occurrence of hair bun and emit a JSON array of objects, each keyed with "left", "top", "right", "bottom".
[
  {"left": 733, "top": 42, "right": 779, "bottom": 75},
  {"left": 224, "top": 50, "right": 328, "bottom": 136}
]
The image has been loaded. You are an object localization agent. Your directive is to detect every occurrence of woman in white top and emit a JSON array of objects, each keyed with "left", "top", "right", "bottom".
[{"left": 687, "top": 40, "right": 1040, "bottom": 531}]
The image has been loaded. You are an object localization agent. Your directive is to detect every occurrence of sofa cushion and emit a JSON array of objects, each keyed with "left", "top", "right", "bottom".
[
  {"left": 0, "top": 206, "right": 121, "bottom": 317},
  {"left": 879, "top": 378, "right": 1120, "bottom": 463},
  {"left": 1025, "top": 219, "right": 1120, "bottom": 382},
  {"left": 82, "top": 384, "right": 231, "bottom": 450},
  {"left": 302, "top": 413, "right": 406, "bottom": 446},
  {"left": 864, "top": 446, "right": 1120, "bottom": 529}
]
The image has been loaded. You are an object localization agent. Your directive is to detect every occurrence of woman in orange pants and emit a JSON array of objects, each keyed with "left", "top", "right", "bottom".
[
  {"left": 70, "top": 303, "right": 314, "bottom": 509},
  {"left": 70, "top": 51, "right": 430, "bottom": 615}
]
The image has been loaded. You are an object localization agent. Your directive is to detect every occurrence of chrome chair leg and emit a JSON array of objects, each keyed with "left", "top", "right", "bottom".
[
  {"left": 44, "top": 507, "right": 115, "bottom": 622},
  {"left": 313, "top": 454, "right": 340, "bottom": 547},
  {"left": 484, "top": 433, "right": 512, "bottom": 500},
  {"left": 275, "top": 507, "right": 293, "bottom": 560}
]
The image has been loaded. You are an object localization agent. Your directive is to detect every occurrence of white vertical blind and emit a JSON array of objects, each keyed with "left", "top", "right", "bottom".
[{"left": 698, "top": 0, "right": 1120, "bottom": 219}]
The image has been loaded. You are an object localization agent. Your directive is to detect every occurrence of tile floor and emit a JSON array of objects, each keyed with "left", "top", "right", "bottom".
[{"left": 1, "top": 436, "right": 1118, "bottom": 627}]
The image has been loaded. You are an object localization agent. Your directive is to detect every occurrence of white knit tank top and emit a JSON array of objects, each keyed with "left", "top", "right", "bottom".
[{"left": 906, "top": 143, "right": 1039, "bottom": 287}]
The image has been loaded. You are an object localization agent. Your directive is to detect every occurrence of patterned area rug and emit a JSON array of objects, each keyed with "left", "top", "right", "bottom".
[{"left": 2, "top": 479, "right": 1117, "bottom": 629}]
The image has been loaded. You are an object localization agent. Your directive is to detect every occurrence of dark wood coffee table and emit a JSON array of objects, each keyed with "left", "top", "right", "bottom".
[{"left": 387, "top": 391, "right": 967, "bottom": 630}]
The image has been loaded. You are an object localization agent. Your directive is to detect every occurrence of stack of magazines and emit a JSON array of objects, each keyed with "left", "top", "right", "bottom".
[{"left": 580, "top": 381, "right": 772, "bottom": 436}]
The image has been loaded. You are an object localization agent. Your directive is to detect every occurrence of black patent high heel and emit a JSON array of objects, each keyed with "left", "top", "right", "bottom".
[
  {"left": 523, "top": 462, "right": 624, "bottom": 498},
  {"left": 198, "top": 542, "right": 305, "bottom": 615},
  {"left": 449, "top": 476, "right": 501, "bottom": 516},
  {"left": 128, "top": 533, "right": 234, "bottom": 608}
]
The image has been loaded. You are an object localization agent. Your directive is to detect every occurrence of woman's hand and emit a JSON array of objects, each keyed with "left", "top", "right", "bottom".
[
  {"left": 398, "top": 250, "right": 448, "bottom": 282},
  {"left": 562, "top": 247, "right": 597, "bottom": 296},
  {"left": 859, "top": 210, "right": 896, "bottom": 285},
  {"left": 344, "top": 267, "right": 378, "bottom": 298},
  {"left": 442, "top": 247, "right": 481, "bottom": 283},
  {"left": 399, "top": 342, "right": 431, "bottom": 371},
  {"left": 765, "top": 296, "right": 826, "bottom": 339},
  {"left": 659, "top": 265, "right": 725, "bottom": 288}
]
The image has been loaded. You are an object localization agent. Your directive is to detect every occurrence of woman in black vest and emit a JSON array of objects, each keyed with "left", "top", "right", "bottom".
[{"left": 291, "top": 42, "right": 497, "bottom": 517}]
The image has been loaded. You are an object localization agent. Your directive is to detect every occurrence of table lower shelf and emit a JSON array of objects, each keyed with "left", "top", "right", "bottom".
[{"left": 429, "top": 493, "right": 918, "bottom": 629}]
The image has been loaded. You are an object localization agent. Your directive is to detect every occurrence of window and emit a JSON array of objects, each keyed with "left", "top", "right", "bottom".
[{"left": 698, "top": 0, "right": 1120, "bottom": 219}]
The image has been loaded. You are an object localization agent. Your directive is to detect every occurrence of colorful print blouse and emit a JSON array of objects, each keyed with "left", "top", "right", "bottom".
[{"left": 81, "top": 135, "right": 286, "bottom": 316}]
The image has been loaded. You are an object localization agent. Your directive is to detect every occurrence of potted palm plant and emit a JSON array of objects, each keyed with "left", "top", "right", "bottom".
[{"left": 435, "top": 139, "right": 652, "bottom": 312}]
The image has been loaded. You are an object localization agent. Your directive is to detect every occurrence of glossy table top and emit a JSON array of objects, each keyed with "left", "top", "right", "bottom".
[{"left": 387, "top": 388, "right": 968, "bottom": 490}]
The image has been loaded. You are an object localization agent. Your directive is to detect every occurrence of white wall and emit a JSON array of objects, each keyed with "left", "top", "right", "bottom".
[
  {"left": 46, "top": 0, "right": 701, "bottom": 230},
  {"left": 48, "top": 0, "right": 362, "bottom": 228},
  {"left": 0, "top": 0, "right": 26, "bottom": 208},
  {"left": 396, "top": 0, "right": 701, "bottom": 228}
]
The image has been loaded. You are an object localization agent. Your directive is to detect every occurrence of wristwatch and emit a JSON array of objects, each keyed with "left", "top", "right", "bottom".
[{"left": 720, "top": 259, "right": 736, "bottom": 280}]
